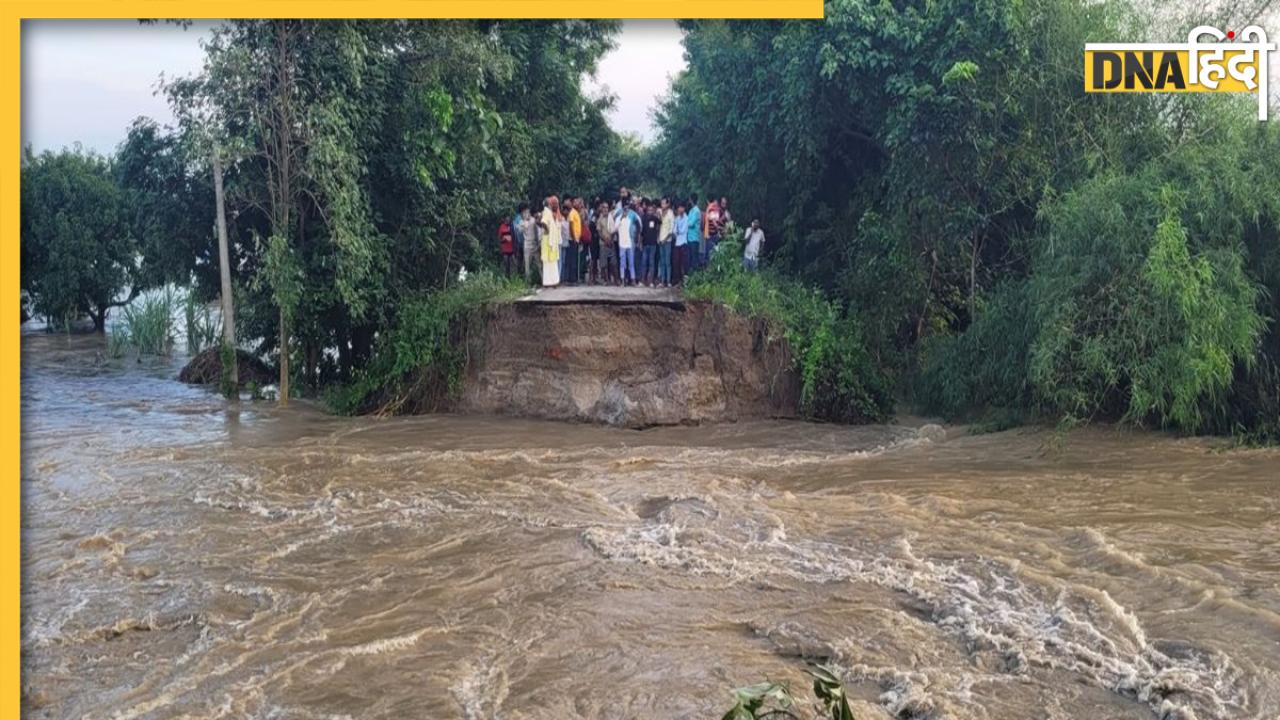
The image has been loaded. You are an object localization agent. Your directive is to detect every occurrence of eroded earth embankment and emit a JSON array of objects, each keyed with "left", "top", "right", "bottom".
[{"left": 458, "top": 294, "right": 800, "bottom": 427}]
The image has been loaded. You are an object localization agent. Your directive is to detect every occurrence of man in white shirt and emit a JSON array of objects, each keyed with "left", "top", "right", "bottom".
[
  {"left": 743, "top": 218, "right": 765, "bottom": 271},
  {"left": 615, "top": 201, "right": 640, "bottom": 286}
]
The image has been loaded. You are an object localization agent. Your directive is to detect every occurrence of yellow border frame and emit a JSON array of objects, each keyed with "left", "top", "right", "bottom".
[
  {"left": 9, "top": 1, "right": 822, "bottom": 20},
  {"left": 3, "top": 1, "right": 822, "bottom": 715},
  {"left": 4, "top": 8, "right": 18, "bottom": 718}
]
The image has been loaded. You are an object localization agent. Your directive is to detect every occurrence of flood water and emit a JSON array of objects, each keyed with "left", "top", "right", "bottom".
[{"left": 20, "top": 329, "right": 1280, "bottom": 720}]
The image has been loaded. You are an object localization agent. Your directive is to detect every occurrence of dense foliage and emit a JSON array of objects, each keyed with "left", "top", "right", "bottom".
[
  {"left": 649, "top": 1, "right": 1280, "bottom": 438},
  {"left": 326, "top": 272, "right": 526, "bottom": 415},
  {"left": 20, "top": 148, "right": 137, "bottom": 331},
  {"left": 686, "top": 232, "right": 892, "bottom": 422}
]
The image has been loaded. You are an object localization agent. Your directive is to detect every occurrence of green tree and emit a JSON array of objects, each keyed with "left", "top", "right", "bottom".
[
  {"left": 153, "top": 19, "right": 624, "bottom": 399},
  {"left": 20, "top": 147, "right": 137, "bottom": 332},
  {"left": 115, "top": 118, "right": 216, "bottom": 291}
]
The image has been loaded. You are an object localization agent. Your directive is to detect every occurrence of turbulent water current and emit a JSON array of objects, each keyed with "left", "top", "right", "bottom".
[{"left": 20, "top": 329, "right": 1280, "bottom": 719}]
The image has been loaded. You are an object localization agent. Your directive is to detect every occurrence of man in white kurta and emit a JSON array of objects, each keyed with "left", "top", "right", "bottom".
[{"left": 540, "top": 197, "right": 561, "bottom": 287}]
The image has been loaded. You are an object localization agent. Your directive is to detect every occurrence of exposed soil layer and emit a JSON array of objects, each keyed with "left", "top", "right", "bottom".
[{"left": 458, "top": 300, "right": 800, "bottom": 427}]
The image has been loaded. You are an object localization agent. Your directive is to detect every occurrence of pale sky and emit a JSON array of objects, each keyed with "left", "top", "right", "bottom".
[
  {"left": 583, "top": 20, "right": 686, "bottom": 141},
  {"left": 20, "top": 19, "right": 686, "bottom": 155}
]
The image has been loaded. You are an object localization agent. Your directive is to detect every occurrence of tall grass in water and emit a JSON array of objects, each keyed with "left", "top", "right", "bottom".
[
  {"left": 116, "top": 287, "right": 179, "bottom": 356},
  {"left": 183, "top": 291, "right": 221, "bottom": 354},
  {"left": 111, "top": 286, "right": 222, "bottom": 358}
]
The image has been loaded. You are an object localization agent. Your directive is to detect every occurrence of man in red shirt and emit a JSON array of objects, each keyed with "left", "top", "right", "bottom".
[{"left": 498, "top": 220, "right": 515, "bottom": 277}]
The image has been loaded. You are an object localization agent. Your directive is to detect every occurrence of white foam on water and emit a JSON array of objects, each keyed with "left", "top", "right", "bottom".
[
  {"left": 335, "top": 434, "right": 920, "bottom": 474},
  {"left": 338, "top": 627, "right": 430, "bottom": 657},
  {"left": 453, "top": 655, "right": 511, "bottom": 720},
  {"left": 581, "top": 495, "right": 1254, "bottom": 720},
  {"left": 23, "top": 594, "right": 90, "bottom": 648}
]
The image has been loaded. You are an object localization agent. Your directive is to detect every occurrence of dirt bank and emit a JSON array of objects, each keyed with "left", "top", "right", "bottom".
[
  {"left": 458, "top": 298, "right": 800, "bottom": 427},
  {"left": 178, "top": 346, "right": 275, "bottom": 387}
]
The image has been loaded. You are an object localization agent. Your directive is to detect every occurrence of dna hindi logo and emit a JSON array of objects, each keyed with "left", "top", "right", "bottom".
[{"left": 1084, "top": 26, "right": 1275, "bottom": 120}]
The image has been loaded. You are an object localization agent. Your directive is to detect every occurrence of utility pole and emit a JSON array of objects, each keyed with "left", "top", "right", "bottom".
[{"left": 213, "top": 151, "right": 238, "bottom": 398}]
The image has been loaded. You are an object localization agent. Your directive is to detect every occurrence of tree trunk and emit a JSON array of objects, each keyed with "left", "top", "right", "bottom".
[
  {"left": 91, "top": 306, "right": 107, "bottom": 333},
  {"left": 917, "top": 249, "right": 938, "bottom": 341},
  {"left": 213, "top": 152, "right": 239, "bottom": 398},
  {"left": 279, "top": 310, "right": 291, "bottom": 406},
  {"left": 276, "top": 21, "right": 294, "bottom": 408}
]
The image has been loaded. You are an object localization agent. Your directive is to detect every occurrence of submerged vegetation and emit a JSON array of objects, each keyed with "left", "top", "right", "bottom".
[
  {"left": 183, "top": 291, "right": 222, "bottom": 355},
  {"left": 721, "top": 664, "right": 857, "bottom": 720}
]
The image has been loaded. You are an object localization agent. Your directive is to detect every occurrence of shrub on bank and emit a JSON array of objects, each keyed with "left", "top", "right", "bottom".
[
  {"left": 327, "top": 272, "right": 526, "bottom": 415},
  {"left": 916, "top": 167, "right": 1271, "bottom": 438},
  {"left": 685, "top": 232, "right": 893, "bottom": 423},
  {"left": 914, "top": 281, "right": 1036, "bottom": 421}
]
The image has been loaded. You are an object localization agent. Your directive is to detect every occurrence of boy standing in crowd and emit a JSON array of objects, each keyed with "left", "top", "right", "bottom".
[
  {"left": 703, "top": 197, "right": 721, "bottom": 267},
  {"left": 567, "top": 196, "right": 583, "bottom": 284},
  {"left": 560, "top": 196, "right": 572, "bottom": 283},
  {"left": 577, "top": 196, "right": 595, "bottom": 284},
  {"left": 498, "top": 218, "right": 516, "bottom": 277}
]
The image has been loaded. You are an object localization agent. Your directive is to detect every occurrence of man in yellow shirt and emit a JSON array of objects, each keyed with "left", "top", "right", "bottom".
[{"left": 567, "top": 198, "right": 582, "bottom": 284}]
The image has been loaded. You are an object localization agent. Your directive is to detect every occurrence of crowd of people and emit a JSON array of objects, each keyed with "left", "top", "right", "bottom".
[{"left": 496, "top": 187, "right": 766, "bottom": 288}]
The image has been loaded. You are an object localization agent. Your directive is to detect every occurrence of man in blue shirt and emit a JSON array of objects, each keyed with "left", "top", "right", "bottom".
[
  {"left": 685, "top": 195, "right": 703, "bottom": 273},
  {"left": 673, "top": 201, "right": 689, "bottom": 286}
]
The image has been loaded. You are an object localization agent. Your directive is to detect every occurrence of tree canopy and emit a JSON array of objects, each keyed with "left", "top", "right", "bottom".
[
  {"left": 21, "top": 148, "right": 138, "bottom": 331},
  {"left": 646, "top": 1, "right": 1280, "bottom": 438}
]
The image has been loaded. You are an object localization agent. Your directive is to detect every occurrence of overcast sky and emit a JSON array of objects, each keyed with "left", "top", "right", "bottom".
[{"left": 20, "top": 19, "right": 686, "bottom": 155}]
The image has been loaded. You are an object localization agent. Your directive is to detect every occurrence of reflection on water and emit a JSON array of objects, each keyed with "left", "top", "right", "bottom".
[{"left": 20, "top": 328, "right": 1280, "bottom": 719}]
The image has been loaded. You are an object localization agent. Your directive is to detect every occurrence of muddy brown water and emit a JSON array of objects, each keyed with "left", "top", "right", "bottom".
[{"left": 20, "top": 329, "right": 1280, "bottom": 719}]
